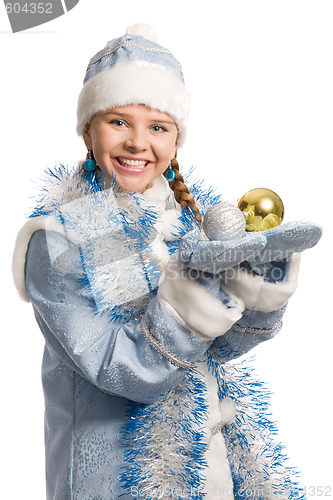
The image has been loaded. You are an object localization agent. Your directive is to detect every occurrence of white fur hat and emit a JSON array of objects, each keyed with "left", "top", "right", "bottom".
[{"left": 76, "top": 24, "right": 190, "bottom": 146}]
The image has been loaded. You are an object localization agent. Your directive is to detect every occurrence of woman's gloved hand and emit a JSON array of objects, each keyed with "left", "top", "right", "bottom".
[
  {"left": 172, "top": 217, "right": 323, "bottom": 350},
  {"left": 178, "top": 228, "right": 266, "bottom": 275},
  {"left": 178, "top": 220, "right": 322, "bottom": 317},
  {"left": 179, "top": 221, "right": 322, "bottom": 278},
  {"left": 246, "top": 221, "right": 323, "bottom": 276}
]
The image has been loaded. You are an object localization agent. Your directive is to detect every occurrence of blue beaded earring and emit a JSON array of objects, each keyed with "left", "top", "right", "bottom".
[
  {"left": 84, "top": 150, "right": 97, "bottom": 172},
  {"left": 165, "top": 161, "right": 176, "bottom": 182}
]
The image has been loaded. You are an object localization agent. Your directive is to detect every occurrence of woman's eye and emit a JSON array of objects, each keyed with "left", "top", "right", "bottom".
[
  {"left": 109, "top": 119, "right": 127, "bottom": 127},
  {"left": 151, "top": 125, "right": 167, "bottom": 133}
]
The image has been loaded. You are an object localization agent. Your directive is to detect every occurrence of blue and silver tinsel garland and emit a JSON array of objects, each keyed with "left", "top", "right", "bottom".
[
  {"left": 121, "top": 351, "right": 306, "bottom": 500},
  {"left": 30, "top": 164, "right": 306, "bottom": 499},
  {"left": 120, "top": 369, "right": 209, "bottom": 499},
  {"left": 207, "top": 349, "right": 306, "bottom": 500}
]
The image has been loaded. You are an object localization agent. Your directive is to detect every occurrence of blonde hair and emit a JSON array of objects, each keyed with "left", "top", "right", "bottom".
[{"left": 164, "top": 158, "right": 202, "bottom": 224}]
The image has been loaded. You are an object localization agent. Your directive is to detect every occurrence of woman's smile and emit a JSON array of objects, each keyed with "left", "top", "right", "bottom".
[{"left": 113, "top": 156, "right": 153, "bottom": 173}]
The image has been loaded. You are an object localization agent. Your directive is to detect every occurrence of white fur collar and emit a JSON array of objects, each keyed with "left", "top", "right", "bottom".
[
  {"left": 139, "top": 174, "right": 174, "bottom": 212},
  {"left": 12, "top": 175, "right": 184, "bottom": 303}
]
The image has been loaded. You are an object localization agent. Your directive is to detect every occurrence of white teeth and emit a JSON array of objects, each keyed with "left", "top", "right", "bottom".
[{"left": 118, "top": 158, "right": 148, "bottom": 169}]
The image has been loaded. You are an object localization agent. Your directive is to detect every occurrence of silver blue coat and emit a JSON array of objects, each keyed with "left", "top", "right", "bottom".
[{"left": 16, "top": 168, "right": 308, "bottom": 499}]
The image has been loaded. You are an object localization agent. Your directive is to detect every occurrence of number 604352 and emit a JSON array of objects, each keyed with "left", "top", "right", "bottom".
[{"left": 5, "top": 3, "right": 53, "bottom": 14}]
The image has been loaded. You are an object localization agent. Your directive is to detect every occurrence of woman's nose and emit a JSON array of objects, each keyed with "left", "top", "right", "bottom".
[{"left": 124, "top": 127, "right": 148, "bottom": 152}]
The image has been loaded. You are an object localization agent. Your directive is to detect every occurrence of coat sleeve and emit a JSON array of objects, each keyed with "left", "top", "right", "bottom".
[
  {"left": 210, "top": 305, "right": 287, "bottom": 361},
  {"left": 212, "top": 255, "right": 301, "bottom": 361},
  {"left": 25, "top": 229, "right": 215, "bottom": 404},
  {"left": 157, "top": 247, "right": 300, "bottom": 361}
]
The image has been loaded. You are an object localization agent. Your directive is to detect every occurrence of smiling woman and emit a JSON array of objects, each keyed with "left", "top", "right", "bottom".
[
  {"left": 11, "top": 22, "right": 322, "bottom": 500},
  {"left": 83, "top": 105, "right": 178, "bottom": 192}
]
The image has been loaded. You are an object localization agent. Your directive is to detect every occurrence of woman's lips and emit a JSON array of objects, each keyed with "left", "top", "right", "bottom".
[{"left": 112, "top": 156, "right": 153, "bottom": 174}]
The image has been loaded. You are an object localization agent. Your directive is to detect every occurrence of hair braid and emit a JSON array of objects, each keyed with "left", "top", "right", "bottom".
[{"left": 164, "top": 158, "right": 202, "bottom": 224}]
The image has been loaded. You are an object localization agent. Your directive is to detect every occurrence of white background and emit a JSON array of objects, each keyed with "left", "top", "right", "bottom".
[{"left": 1, "top": 0, "right": 332, "bottom": 498}]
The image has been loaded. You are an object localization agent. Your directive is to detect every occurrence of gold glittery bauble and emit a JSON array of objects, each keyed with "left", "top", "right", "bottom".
[{"left": 237, "top": 188, "right": 284, "bottom": 232}]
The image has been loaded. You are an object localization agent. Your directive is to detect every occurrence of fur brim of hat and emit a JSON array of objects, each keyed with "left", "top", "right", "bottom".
[{"left": 76, "top": 61, "right": 190, "bottom": 147}]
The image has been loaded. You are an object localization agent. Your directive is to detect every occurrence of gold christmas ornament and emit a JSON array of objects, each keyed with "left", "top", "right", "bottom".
[{"left": 238, "top": 188, "right": 284, "bottom": 232}]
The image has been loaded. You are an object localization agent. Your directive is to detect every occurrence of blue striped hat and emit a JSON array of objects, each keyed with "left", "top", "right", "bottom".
[{"left": 76, "top": 24, "right": 190, "bottom": 146}]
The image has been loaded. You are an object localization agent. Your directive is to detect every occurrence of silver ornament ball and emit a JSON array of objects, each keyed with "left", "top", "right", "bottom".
[{"left": 203, "top": 202, "right": 246, "bottom": 241}]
